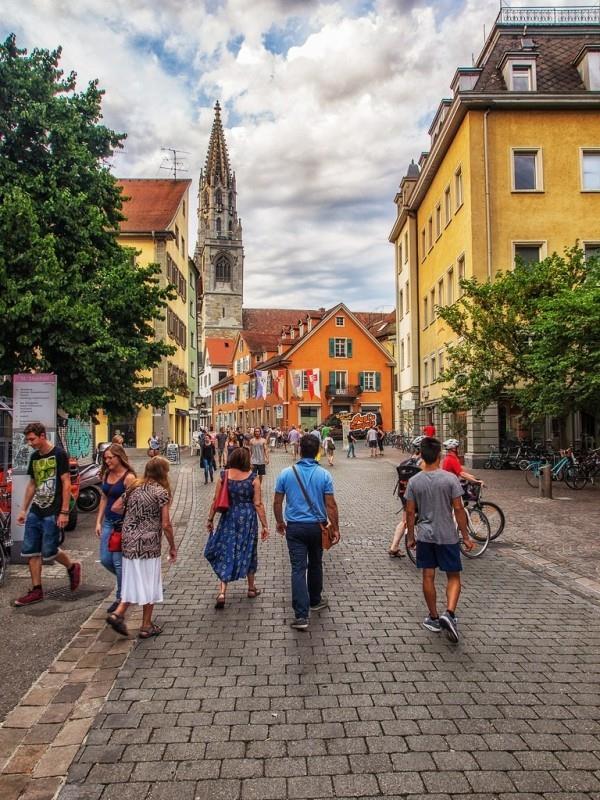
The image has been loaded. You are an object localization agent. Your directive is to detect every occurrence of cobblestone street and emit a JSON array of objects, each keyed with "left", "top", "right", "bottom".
[{"left": 2, "top": 449, "right": 600, "bottom": 799}]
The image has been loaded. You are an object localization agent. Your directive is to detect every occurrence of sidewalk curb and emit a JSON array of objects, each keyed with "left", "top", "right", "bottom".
[{"left": 0, "top": 595, "right": 141, "bottom": 800}]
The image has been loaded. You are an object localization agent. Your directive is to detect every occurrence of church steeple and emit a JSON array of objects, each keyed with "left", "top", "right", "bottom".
[{"left": 195, "top": 102, "right": 244, "bottom": 353}]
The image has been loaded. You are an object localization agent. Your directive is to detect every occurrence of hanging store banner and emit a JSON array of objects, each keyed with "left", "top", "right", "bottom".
[
  {"left": 228, "top": 385, "right": 236, "bottom": 403},
  {"left": 255, "top": 370, "right": 268, "bottom": 400},
  {"left": 306, "top": 368, "right": 321, "bottom": 400},
  {"left": 290, "top": 369, "right": 303, "bottom": 399},
  {"left": 271, "top": 369, "right": 286, "bottom": 401}
]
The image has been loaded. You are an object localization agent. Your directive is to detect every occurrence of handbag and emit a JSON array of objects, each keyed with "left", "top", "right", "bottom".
[
  {"left": 215, "top": 469, "right": 230, "bottom": 513},
  {"left": 291, "top": 466, "right": 338, "bottom": 550},
  {"left": 107, "top": 520, "right": 123, "bottom": 553}
]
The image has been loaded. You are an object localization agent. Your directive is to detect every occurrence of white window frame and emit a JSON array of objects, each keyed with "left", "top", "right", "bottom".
[
  {"left": 398, "top": 289, "right": 404, "bottom": 320},
  {"left": 423, "top": 360, "right": 429, "bottom": 386},
  {"left": 457, "top": 253, "right": 466, "bottom": 296},
  {"left": 437, "top": 278, "right": 444, "bottom": 308},
  {"left": 580, "top": 149, "right": 600, "bottom": 192},
  {"left": 334, "top": 338, "right": 348, "bottom": 358},
  {"left": 512, "top": 240, "right": 547, "bottom": 266},
  {"left": 509, "top": 61, "right": 536, "bottom": 92},
  {"left": 431, "top": 355, "right": 437, "bottom": 382},
  {"left": 406, "top": 334, "right": 411, "bottom": 367},
  {"left": 435, "top": 203, "right": 442, "bottom": 240},
  {"left": 332, "top": 370, "right": 348, "bottom": 390},
  {"left": 583, "top": 241, "right": 600, "bottom": 261},
  {"left": 511, "top": 147, "right": 543, "bottom": 192},
  {"left": 335, "top": 316, "right": 345, "bottom": 327},
  {"left": 447, "top": 266, "right": 454, "bottom": 305},
  {"left": 404, "top": 232, "right": 409, "bottom": 263},
  {"left": 455, "top": 166, "right": 464, "bottom": 210},
  {"left": 423, "top": 296, "right": 428, "bottom": 328},
  {"left": 397, "top": 243, "right": 403, "bottom": 272},
  {"left": 421, "top": 229, "right": 426, "bottom": 260},
  {"left": 438, "top": 349, "right": 444, "bottom": 376},
  {"left": 400, "top": 339, "right": 405, "bottom": 371},
  {"left": 444, "top": 185, "right": 452, "bottom": 226},
  {"left": 428, "top": 216, "right": 433, "bottom": 251},
  {"left": 363, "top": 371, "right": 377, "bottom": 391},
  {"left": 405, "top": 281, "right": 410, "bottom": 314},
  {"left": 430, "top": 288, "right": 436, "bottom": 321}
]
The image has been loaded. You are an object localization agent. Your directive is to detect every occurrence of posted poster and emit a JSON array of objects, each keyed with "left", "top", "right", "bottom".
[{"left": 11, "top": 374, "right": 58, "bottom": 551}]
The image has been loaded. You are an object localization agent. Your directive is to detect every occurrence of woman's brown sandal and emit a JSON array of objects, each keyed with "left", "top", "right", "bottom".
[
  {"left": 247, "top": 587, "right": 262, "bottom": 598},
  {"left": 215, "top": 593, "right": 226, "bottom": 609},
  {"left": 106, "top": 612, "right": 129, "bottom": 637},
  {"left": 138, "top": 623, "right": 162, "bottom": 639}
]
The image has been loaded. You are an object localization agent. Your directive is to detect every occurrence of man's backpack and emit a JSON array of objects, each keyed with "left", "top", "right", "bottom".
[{"left": 393, "top": 463, "right": 421, "bottom": 500}]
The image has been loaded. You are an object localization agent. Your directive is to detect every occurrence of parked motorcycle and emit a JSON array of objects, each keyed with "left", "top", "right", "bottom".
[{"left": 76, "top": 462, "right": 102, "bottom": 512}]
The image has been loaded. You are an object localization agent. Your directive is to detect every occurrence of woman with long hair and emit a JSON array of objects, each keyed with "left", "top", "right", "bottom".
[
  {"left": 199, "top": 433, "right": 216, "bottom": 484},
  {"left": 95, "top": 444, "right": 136, "bottom": 613},
  {"left": 205, "top": 447, "right": 269, "bottom": 609},
  {"left": 225, "top": 432, "right": 238, "bottom": 465},
  {"left": 106, "top": 457, "right": 177, "bottom": 638}
]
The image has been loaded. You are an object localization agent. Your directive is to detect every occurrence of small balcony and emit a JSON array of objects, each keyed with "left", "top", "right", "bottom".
[
  {"left": 324, "top": 384, "right": 363, "bottom": 400},
  {"left": 497, "top": 6, "right": 600, "bottom": 25}
]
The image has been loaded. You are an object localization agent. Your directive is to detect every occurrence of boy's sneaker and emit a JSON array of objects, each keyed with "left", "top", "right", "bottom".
[
  {"left": 15, "top": 587, "right": 44, "bottom": 607},
  {"left": 422, "top": 615, "right": 441, "bottom": 632},
  {"left": 310, "top": 596, "right": 329, "bottom": 612},
  {"left": 439, "top": 611, "right": 459, "bottom": 643},
  {"left": 290, "top": 618, "right": 309, "bottom": 630},
  {"left": 68, "top": 562, "right": 82, "bottom": 592}
]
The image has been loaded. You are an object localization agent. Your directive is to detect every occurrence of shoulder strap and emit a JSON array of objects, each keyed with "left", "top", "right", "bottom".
[{"left": 292, "top": 465, "right": 324, "bottom": 522}]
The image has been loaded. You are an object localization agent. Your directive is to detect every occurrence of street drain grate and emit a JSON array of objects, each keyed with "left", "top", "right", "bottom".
[
  {"left": 45, "top": 586, "right": 105, "bottom": 601},
  {"left": 19, "top": 587, "right": 105, "bottom": 616}
]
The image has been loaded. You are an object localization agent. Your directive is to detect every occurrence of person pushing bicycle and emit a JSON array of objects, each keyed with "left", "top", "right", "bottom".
[{"left": 442, "top": 439, "right": 484, "bottom": 486}]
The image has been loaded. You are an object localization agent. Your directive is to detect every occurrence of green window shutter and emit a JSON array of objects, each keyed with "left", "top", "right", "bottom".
[
  {"left": 329, "top": 338, "right": 335, "bottom": 357},
  {"left": 329, "top": 371, "right": 335, "bottom": 388},
  {"left": 375, "top": 371, "right": 381, "bottom": 391},
  {"left": 358, "top": 371, "right": 365, "bottom": 389},
  {"left": 346, "top": 338, "right": 353, "bottom": 358}
]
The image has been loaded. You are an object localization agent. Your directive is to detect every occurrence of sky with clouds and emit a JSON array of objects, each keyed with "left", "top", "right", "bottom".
[{"left": 2, "top": 0, "right": 574, "bottom": 312}]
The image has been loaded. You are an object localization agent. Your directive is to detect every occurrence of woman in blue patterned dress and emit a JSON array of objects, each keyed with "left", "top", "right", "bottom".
[{"left": 205, "top": 447, "right": 269, "bottom": 608}]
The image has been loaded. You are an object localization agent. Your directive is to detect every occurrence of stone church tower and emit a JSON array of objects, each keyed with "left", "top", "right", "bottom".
[{"left": 195, "top": 102, "right": 244, "bottom": 353}]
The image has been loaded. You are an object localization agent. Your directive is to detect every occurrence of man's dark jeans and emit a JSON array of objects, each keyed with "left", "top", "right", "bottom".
[{"left": 285, "top": 522, "right": 323, "bottom": 620}]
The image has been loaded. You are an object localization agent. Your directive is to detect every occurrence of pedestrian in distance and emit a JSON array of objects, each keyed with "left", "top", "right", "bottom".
[
  {"left": 96, "top": 444, "right": 136, "bottom": 613},
  {"left": 147, "top": 433, "right": 160, "bottom": 457},
  {"left": 225, "top": 432, "right": 238, "bottom": 465},
  {"left": 200, "top": 434, "right": 216, "bottom": 484},
  {"left": 111, "top": 433, "right": 124, "bottom": 446},
  {"left": 405, "top": 437, "right": 474, "bottom": 643},
  {"left": 346, "top": 429, "right": 357, "bottom": 458},
  {"left": 323, "top": 433, "right": 336, "bottom": 466},
  {"left": 376, "top": 425, "right": 385, "bottom": 456},
  {"left": 366, "top": 425, "right": 378, "bottom": 457},
  {"left": 205, "top": 446, "right": 269, "bottom": 609},
  {"left": 216, "top": 427, "right": 228, "bottom": 469},
  {"left": 288, "top": 425, "right": 300, "bottom": 458},
  {"left": 106, "top": 456, "right": 176, "bottom": 639},
  {"left": 249, "top": 427, "right": 269, "bottom": 483},
  {"left": 273, "top": 434, "right": 340, "bottom": 631},
  {"left": 422, "top": 422, "right": 436, "bottom": 438},
  {"left": 14, "top": 422, "right": 82, "bottom": 607}
]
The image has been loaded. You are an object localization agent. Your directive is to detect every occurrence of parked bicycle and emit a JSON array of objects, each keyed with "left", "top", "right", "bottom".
[{"left": 523, "top": 448, "right": 578, "bottom": 488}]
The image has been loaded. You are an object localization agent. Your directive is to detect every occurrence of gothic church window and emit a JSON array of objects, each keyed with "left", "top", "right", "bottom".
[
  {"left": 216, "top": 255, "right": 231, "bottom": 283},
  {"left": 216, "top": 189, "right": 223, "bottom": 209}
]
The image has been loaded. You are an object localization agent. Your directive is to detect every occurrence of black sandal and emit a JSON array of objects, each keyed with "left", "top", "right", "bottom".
[
  {"left": 215, "top": 593, "right": 226, "bottom": 609},
  {"left": 139, "top": 623, "right": 162, "bottom": 639},
  {"left": 106, "top": 612, "right": 129, "bottom": 637},
  {"left": 247, "top": 587, "right": 262, "bottom": 598}
]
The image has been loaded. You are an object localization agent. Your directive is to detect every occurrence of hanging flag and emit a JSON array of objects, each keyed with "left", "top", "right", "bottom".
[
  {"left": 255, "top": 370, "right": 268, "bottom": 400},
  {"left": 290, "top": 369, "right": 303, "bottom": 398},
  {"left": 228, "top": 385, "right": 236, "bottom": 403},
  {"left": 272, "top": 369, "right": 286, "bottom": 400},
  {"left": 306, "top": 368, "right": 321, "bottom": 400}
]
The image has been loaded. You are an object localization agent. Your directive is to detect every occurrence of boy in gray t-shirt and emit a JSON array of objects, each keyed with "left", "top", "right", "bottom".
[{"left": 405, "top": 437, "right": 474, "bottom": 643}]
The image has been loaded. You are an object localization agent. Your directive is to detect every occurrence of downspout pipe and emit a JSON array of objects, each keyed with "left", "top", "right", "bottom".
[{"left": 484, "top": 109, "right": 492, "bottom": 280}]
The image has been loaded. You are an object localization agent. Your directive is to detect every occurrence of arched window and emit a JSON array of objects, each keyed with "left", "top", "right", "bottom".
[
  {"left": 216, "top": 217, "right": 221, "bottom": 234},
  {"left": 216, "top": 189, "right": 222, "bottom": 208},
  {"left": 215, "top": 255, "right": 231, "bottom": 283}
]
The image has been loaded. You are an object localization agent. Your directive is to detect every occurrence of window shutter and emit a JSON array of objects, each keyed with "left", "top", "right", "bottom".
[
  {"left": 329, "top": 338, "right": 335, "bottom": 357},
  {"left": 375, "top": 372, "right": 381, "bottom": 391},
  {"left": 329, "top": 371, "right": 335, "bottom": 388},
  {"left": 347, "top": 338, "right": 353, "bottom": 358},
  {"left": 358, "top": 372, "right": 365, "bottom": 389}
]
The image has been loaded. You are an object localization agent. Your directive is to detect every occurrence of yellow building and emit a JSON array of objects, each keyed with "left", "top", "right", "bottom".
[
  {"left": 391, "top": 6, "right": 600, "bottom": 463},
  {"left": 96, "top": 179, "right": 192, "bottom": 448}
]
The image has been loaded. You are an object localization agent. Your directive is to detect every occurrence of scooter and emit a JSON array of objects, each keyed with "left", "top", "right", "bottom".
[{"left": 77, "top": 462, "right": 102, "bottom": 512}]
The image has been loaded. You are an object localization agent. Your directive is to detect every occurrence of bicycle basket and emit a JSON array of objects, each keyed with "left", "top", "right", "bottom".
[{"left": 462, "top": 482, "right": 481, "bottom": 503}]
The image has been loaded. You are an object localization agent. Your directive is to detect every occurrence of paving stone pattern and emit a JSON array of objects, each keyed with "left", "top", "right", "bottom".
[{"left": 52, "top": 453, "right": 600, "bottom": 798}]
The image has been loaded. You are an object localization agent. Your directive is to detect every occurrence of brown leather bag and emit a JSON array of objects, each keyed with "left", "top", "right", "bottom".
[{"left": 291, "top": 466, "right": 339, "bottom": 550}]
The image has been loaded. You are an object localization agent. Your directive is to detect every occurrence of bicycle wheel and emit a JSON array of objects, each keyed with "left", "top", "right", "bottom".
[
  {"left": 518, "top": 459, "right": 530, "bottom": 471},
  {"left": 0, "top": 542, "right": 7, "bottom": 586},
  {"left": 480, "top": 501, "right": 505, "bottom": 540},
  {"left": 524, "top": 465, "right": 540, "bottom": 488},
  {"left": 491, "top": 457, "right": 503, "bottom": 470},
  {"left": 461, "top": 509, "right": 490, "bottom": 558},
  {"left": 564, "top": 466, "right": 588, "bottom": 490},
  {"left": 404, "top": 535, "right": 417, "bottom": 565}
]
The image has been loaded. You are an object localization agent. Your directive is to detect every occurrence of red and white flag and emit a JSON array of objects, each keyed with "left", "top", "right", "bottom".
[{"left": 306, "top": 368, "right": 321, "bottom": 400}]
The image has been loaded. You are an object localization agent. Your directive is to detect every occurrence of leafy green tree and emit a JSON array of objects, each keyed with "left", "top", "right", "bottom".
[
  {"left": 0, "top": 34, "right": 175, "bottom": 417},
  {"left": 436, "top": 248, "right": 600, "bottom": 421}
]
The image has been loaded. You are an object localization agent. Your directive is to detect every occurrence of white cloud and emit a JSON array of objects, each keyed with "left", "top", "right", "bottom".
[{"left": 1, "top": 0, "right": 571, "bottom": 311}]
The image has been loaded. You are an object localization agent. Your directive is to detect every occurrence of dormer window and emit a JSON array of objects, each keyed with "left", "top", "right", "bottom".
[
  {"left": 574, "top": 45, "right": 600, "bottom": 91},
  {"left": 512, "top": 65, "right": 532, "bottom": 91},
  {"left": 501, "top": 53, "right": 537, "bottom": 92}
]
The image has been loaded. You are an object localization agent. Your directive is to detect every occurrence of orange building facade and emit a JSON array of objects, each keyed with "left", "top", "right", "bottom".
[{"left": 211, "top": 304, "right": 395, "bottom": 433}]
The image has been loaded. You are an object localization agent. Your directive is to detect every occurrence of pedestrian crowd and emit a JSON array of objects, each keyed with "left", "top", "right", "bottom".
[{"left": 13, "top": 418, "right": 483, "bottom": 646}]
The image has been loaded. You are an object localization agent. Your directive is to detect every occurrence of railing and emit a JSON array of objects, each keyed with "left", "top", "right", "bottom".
[
  {"left": 497, "top": 6, "right": 600, "bottom": 25},
  {"left": 324, "top": 384, "right": 363, "bottom": 400}
]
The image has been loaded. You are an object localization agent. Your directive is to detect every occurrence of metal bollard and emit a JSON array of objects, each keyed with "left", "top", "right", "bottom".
[{"left": 539, "top": 463, "right": 553, "bottom": 499}]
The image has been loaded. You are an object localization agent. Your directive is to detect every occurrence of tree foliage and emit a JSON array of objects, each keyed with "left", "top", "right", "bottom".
[
  {"left": 0, "top": 35, "right": 175, "bottom": 417},
  {"left": 436, "top": 248, "right": 600, "bottom": 420}
]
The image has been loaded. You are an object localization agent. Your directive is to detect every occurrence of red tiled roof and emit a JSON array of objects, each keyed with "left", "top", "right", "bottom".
[
  {"left": 117, "top": 179, "right": 191, "bottom": 233},
  {"left": 242, "top": 308, "right": 323, "bottom": 335},
  {"left": 242, "top": 331, "right": 281, "bottom": 353},
  {"left": 205, "top": 338, "right": 234, "bottom": 365}
]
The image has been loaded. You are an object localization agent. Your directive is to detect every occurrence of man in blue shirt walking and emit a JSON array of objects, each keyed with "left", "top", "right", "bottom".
[{"left": 274, "top": 435, "right": 340, "bottom": 630}]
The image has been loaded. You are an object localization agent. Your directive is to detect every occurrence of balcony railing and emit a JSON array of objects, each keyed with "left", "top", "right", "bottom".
[
  {"left": 324, "top": 384, "right": 363, "bottom": 400},
  {"left": 497, "top": 6, "right": 600, "bottom": 25}
]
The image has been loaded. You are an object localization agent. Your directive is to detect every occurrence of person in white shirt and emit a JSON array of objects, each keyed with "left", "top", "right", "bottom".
[{"left": 366, "top": 426, "right": 378, "bottom": 458}]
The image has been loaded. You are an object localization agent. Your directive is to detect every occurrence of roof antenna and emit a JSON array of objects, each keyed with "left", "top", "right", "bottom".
[{"left": 160, "top": 147, "right": 190, "bottom": 180}]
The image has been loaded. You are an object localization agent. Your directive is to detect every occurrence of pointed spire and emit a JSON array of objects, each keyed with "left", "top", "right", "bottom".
[{"left": 205, "top": 101, "right": 232, "bottom": 187}]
